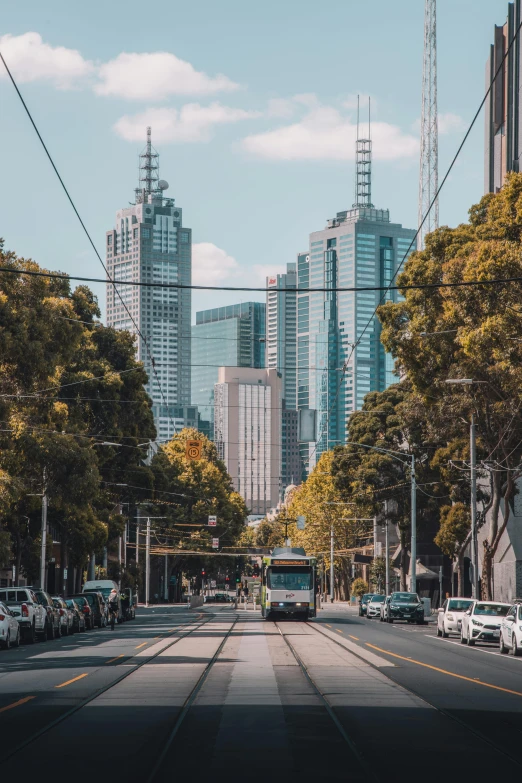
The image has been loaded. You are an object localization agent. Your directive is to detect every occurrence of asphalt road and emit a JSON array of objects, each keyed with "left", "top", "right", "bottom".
[{"left": 1, "top": 603, "right": 522, "bottom": 782}]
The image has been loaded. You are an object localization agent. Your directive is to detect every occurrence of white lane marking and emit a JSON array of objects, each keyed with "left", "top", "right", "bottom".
[
  {"left": 427, "top": 634, "right": 522, "bottom": 661},
  {"left": 310, "top": 625, "right": 395, "bottom": 667}
]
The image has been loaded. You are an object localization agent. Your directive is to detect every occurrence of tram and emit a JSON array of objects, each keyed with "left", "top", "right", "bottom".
[{"left": 261, "top": 547, "right": 317, "bottom": 620}]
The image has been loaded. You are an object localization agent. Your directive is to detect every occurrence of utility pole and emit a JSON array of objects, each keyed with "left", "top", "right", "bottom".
[
  {"left": 136, "top": 517, "right": 140, "bottom": 604},
  {"left": 164, "top": 554, "right": 168, "bottom": 602},
  {"left": 385, "top": 500, "right": 390, "bottom": 596},
  {"left": 470, "top": 415, "right": 479, "bottom": 598},
  {"left": 145, "top": 517, "right": 151, "bottom": 607},
  {"left": 39, "top": 470, "right": 48, "bottom": 590},
  {"left": 118, "top": 534, "right": 122, "bottom": 589},
  {"left": 330, "top": 524, "right": 334, "bottom": 603},
  {"left": 123, "top": 522, "right": 127, "bottom": 569},
  {"left": 439, "top": 565, "right": 443, "bottom": 607},
  {"left": 411, "top": 454, "right": 417, "bottom": 594}
]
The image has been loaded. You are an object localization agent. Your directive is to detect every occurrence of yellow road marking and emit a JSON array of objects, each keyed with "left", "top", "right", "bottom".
[
  {"left": 325, "top": 624, "right": 332, "bottom": 628},
  {"left": 336, "top": 629, "right": 343, "bottom": 634},
  {"left": 349, "top": 635, "right": 359, "bottom": 641},
  {"left": 105, "top": 654, "right": 125, "bottom": 664},
  {"left": 0, "top": 696, "right": 35, "bottom": 713},
  {"left": 365, "top": 643, "right": 522, "bottom": 698},
  {"left": 135, "top": 642, "right": 148, "bottom": 649},
  {"left": 55, "top": 673, "right": 88, "bottom": 689}
]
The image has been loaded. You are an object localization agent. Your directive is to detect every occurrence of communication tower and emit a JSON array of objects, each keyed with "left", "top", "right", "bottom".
[
  {"left": 418, "top": 0, "right": 439, "bottom": 250},
  {"left": 135, "top": 126, "right": 160, "bottom": 204},
  {"left": 353, "top": 96, "right": 374, "bottom": 208}
]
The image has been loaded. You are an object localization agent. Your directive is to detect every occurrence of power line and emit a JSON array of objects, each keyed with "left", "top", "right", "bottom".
[{"left": 0, "top": 51, "right": 175, "bottom": 435}]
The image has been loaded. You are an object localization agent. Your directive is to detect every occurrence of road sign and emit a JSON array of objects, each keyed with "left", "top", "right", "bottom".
[
  {"left": 296, "top": 515, "right": 306, "bottom": 530},
  {"left": 63, "top": 568, "right": 68, "bottom": 579},
  {"left": 210, "top": 579, "right": 216, "bottom": 588},
  {"left": 208, "top": 515, "right": 217, "bottom": 527},
  {"left": 212, "top": 538, "right": 219, "bottom": 549},
  {"left": 185, "top": 440, "right": 202, "bottom": 460},
  {"left": 374, "top": 542, "right": 383, "bottom": 557}
]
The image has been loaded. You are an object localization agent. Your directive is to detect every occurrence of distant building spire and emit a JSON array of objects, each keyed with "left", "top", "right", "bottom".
[
  {"left": 135, "top": 126, "right": 160, "bottom": 204},
  {"left": 418, "top": 0, "right": 438, "bottom": 249},
  {"left": 353, "top": 95, "right": 374, "bottom": 208}
]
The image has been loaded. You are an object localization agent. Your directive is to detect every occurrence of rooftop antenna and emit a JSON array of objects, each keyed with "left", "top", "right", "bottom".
[
  {"left": 135, "top": 127, "right": 160, "bottom": 204},
  {"left": 353, "top": 95, "right": 374, "bottom": 208},
  {"left": 418, "top": 0, "right": 438, "bottom": 250}
]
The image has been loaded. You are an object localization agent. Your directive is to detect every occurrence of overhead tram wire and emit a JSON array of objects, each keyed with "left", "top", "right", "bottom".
[{"left": 0, "top": 51, "right": 176, "bottom": 435}]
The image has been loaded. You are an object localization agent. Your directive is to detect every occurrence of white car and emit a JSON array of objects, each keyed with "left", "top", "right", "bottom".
[
  {"left": 460, "top": 600, "right": 511, "bottom": 646},
  {"left": 499, "top": 603, "right": 522, "bottom": 655},
  {"left": 437, "top": 597, "right": 474, "bottom": 637},
  {"left": 367, "top": 594, "right": 386, "bottom": 619},
  {"left": 0, "top": 601, "right": 20, "bottom": 649}
]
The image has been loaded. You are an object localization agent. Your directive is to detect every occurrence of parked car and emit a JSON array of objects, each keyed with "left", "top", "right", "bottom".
[
  {"left": 0, "top": 587, "right": 47, "bottom": 643},
  {"left": 460, "top": 600, "right": 511, "bottom": 646},
  {"left": 52, "top": 597, "right": 74, "bottom": 636},
  {"left": 385, "top": 592, "right": 425, "bottom": 624},
  {"left": 437, "top": 597, "right": 474, "bottom": 638},
  {"left": 83, "top": 581, "right": 121, "bottom": 623},
  {"left": 367, "top": 595, "right": 386, "bottom": 619},
  {"left": 380, "top": 596, "right": 391, "bottom": 622},
  {"left": 65, "top": 599, "right": 86, "bottom": 633},
  {"left": 76, "top": 591, "right": 106, "bottom": 628},
  {"left": 0, "top": 601, "right": 20, "bottom": 649},
  {"left": 499, "top": 603, "right": 522, "bottom": 655},
  {"left": 69, "top": 594, "right": 94, "bottom": 629},
  {"left": 359, "top": 593, "right": 377, "bottom": 617},
  {"left": 31, "top": 589, "right": 61, "bottom": 639}
]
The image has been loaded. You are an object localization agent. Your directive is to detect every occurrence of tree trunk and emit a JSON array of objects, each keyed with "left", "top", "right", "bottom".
[{"left": 14, "top": 529, "right": 21, "bottom": 587}]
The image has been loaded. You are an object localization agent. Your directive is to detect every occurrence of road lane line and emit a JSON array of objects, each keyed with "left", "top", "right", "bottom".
[
  {"left": 349, "top": 635, "right": 359, "bottom": 640},
  {"left": 55, "top": 673, "right": 88, "bottom": 689},
  {"left": 365, "top": 643, "right": 522, "bottom": 697},
  {"left": 336, "top": 629, "right": 343, "bottom": 634},
  {"left": 325, "top": 624, "right": 332, "bottom": 628},
  {"left": 427, "top": 635, "right": 522, "bottom": 661},
  {"left": 0, "top": 696, "right": 35, "bottom": 713},
  {"left": 135, "top": 642, "right": 148, "bottom": 649},
  {"left": 105, "top": 654, "right": 125, "bottom": 664}
]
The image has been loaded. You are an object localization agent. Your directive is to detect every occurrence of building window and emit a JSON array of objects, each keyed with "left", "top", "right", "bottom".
[{"left": 180, "top": 232, "right": 189, "bottom": 243}]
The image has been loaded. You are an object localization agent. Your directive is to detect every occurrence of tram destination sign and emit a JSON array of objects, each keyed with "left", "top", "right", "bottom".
[{"left": 271, "top": 559, "right": 308, "bottom": 566}]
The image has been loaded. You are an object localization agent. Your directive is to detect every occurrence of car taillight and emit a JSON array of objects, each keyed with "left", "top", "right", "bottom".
[
  {"left": 82, "top": 605, "right": 90, "bottom": 613},
  {"left": 59, "top": 609, "right": 64, "bottom": 616},
  {"left": 21, "top": 603, "right": 29, "bottom": 617},
  {"left": 0, "top": 614, "right": 5, "bottom": 621}
]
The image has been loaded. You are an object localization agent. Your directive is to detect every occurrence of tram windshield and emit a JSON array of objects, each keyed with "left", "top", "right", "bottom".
[{"left": 267, "top": 567, "right": 312, "bottom": 591}]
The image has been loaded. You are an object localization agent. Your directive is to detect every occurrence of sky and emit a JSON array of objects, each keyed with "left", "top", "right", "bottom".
[{"left": 0, "top": 0, "right": 507, "bottom": 320}]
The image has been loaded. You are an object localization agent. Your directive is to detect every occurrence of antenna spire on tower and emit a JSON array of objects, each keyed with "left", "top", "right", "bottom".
[
  {"left": 418, "top": 0, "right": 438, "bottom": 250},
  {"left": 353, "top": 95, "right": 374, "bottom": 208},
  {"left": 135, "top": 126, "right": 160, "bottom": 204}
]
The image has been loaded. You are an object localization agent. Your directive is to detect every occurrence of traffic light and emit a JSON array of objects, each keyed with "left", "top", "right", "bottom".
[
  {"left": 225, "top": 575, "right": 230, "bottom": 583},
  {"left": 235, "top": 572, "right": 240, "bottom": 583},
  {"left": 201, "top": 568, "right": 206, "bottom": 577}
]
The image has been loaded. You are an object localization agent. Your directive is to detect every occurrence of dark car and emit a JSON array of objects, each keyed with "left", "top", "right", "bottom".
[
  {"left": 81, "top": 591, "right": 106, "bottom": 628},
  {"left": 69, "top": 594, "right": 95, "bottom": 629},
  {"left": 387, "top": 592, "right": 425, "bottom": 625},
  {"left": 30, "top": 588, "right": 61, "bottom": 639},
  {"left": 358, "top": 593, "right": 377, "bottom": 617},
  {"left": 65, "top": 599, "right": 86, "bottom": 633}
]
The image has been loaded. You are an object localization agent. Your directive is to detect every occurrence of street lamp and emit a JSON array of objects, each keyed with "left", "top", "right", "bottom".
[
  {"left": 345, "top": 440, "right": 418, "bottom": 594},
  {"left": 444, "top": 378, "right": 481, "bottom": 598}
]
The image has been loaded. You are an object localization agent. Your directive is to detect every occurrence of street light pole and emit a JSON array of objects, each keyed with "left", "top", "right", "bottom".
[
  {"left": 330, "top": 524, "right": 334, "bottom": 603},
  {"left": 385, "top": 500, "right": 390, "bottom": 596},
  {"left": 145, "top": 517, "right": 151, "bottom": 607},
  {"left": 470, "top": 414, "right": 479, "bottom": 598},
  {"left": 39, "top": 470, "right": 48, "bottom": 590},
  {"left": 410, "top": 454, "right": 417, "bottom": 594}
]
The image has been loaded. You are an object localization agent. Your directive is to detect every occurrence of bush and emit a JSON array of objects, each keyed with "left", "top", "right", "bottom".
[{"left": 351, "top": 577, "right": 369, "bottom": 598}]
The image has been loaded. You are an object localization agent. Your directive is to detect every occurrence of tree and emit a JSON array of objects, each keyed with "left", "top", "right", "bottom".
[
  {"left": 351, "top": 578, "right": 369, "bottom": 598},
  {"left": 434, "top": 503, "right": 470, "bottom": 595},
  {"left": 379, "top": 173, "right": 522, "bottom": 598}
]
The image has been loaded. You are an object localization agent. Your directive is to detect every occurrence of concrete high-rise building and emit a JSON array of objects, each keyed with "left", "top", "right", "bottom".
[
  {"left": 214, "top": 367, "right": 281, "bottom": 515},
  {"left": 266, "top": 264, "right": 297, "bottom": 409},
  {"left": 298, "top": 207, "right": 415, "bottom": 467},
  {"left": 191, "top": 302, "right": 265, "bottom": 437},
  {"left": 106, "top": 128, "right": 192, "bottom": 442},
  {"left": 485, "top": 0, "right": 522, "bottom": 193}
]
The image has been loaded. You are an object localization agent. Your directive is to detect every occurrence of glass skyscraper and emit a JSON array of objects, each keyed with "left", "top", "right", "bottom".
[
  {"left": 298, "top": 206, "right": 415, "bottom": 468},
  {"left": 191, "top": 302, "right": 266, "bottom": 436},
  {"left": 106, "top": 128, "right": 192, "bottom": 443}
]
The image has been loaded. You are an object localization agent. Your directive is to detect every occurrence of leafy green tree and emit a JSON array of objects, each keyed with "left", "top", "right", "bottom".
[
  {"left": 434, "top": 503, "right": 470, "bottom": 595},
  {"left": 351, "top": 578, "right": 369, "bottom": 598},
  {"left": 379, "top": 173, "right": 522, "bottom": 598}
]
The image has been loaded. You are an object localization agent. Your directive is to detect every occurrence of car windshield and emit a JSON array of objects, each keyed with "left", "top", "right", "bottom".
[
  {"left": 72, "top": 596, "right": 87, "bottom": 607},
  {"left": 392, "top": 593, "right": 419, "bottom": 603},
  {"left": 65, "top": 600, "right": 76, "bottom": 609},
  {"left": 34, "top": 593, "right": 48, "bottom": 606},
  {"left": 448, "top": 599, "right": 474, "bottom": 611},
  {"left": 370, "top": 595, "right": 385, "bottom": 603},
  {"left": 85, "top": 587, "right": 113, "bottom": 599},
  {"left": 361, "top": 594, "right": 374, "bottom": 602},
  {"left": 268, "top": 567, "right": 311, "bottom": 590},
  {"left": 474, "top": 603, "right": 510, "bottom": 616}
]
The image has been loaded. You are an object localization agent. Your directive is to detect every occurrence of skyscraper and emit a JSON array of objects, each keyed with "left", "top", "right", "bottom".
[
  {"left": 266, "top": 264, "right": 297, "bottom": 409},
  {"left": 106, "top": 128, "right": 192, "bottom": 442},
  {"left": 191, "top": 302, "right": 266, "bottom": 436},
  {"left": 214, "top": 367, "right": 281, "bottom": 515},
  {"left": 484, "top": 0, "right": 522, "bottom": 194}
]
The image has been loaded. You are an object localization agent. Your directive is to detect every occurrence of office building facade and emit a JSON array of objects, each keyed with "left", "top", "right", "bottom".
[
  {"left": 106, "top": 128, "right": 192, "bottom": 442},
  {"left": 485, "top": 0, "right": 522, "bottom": 193},
  {"left": 191, "top": 302, "right": 266, "bottom": 436},
  {"left": 298, "top": 207, "right": 415, "bottom": 466},
  {"left": 266, "top": 264, "right": 297, "bottom": 409},
  {"left": 214, "top": 367, "right": 281, "bottom": 515}
]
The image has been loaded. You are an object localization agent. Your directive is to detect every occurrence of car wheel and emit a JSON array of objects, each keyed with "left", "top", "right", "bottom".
[
  {"left": 460, "top": 628, "right": 467, "bottom": 644},
  {"left": 513, "top": 635, "right": 521, "bottom": 656},
  {"left": 2, "top": 630, "right": 10, "bottom": 650},
  {"left": 27, "top": 622, "right": 36, "bottom": 644},
  {"left": 14, "top": 626, "right": 20, "bottom": 647},
  {"left": 499, "top": 632, "right": 508, "bottom": 654},
  {"left": 54, "top": 623, "right": 60, "bottom": 639},
  {"left": 437, "top": 625, "right": 442, "bottom": 637},
  {"left": 46, "top": 619, "right": 53, "bottom": 641},
  {"left": 387, "top": 617, "right": 393, "bottom": 624},
  {"left": 442, "top": 623, "right": 449, "bottom": 638},
  {"left": 467, "top": 629, "right": 475, "bottom": 646},
  {"left": 417, "top": 619, "right": 425, "bottom": 625}
]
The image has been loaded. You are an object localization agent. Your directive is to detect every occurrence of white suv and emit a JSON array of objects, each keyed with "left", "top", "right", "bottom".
[
  {"left": 460, "top": 600, "right": 511, "bottom": 646},
  {"left": 437, "top": 597, "right": 474, "bottom": 638},
  {"left": 499, "top": 603, "right": 522, "bottom": 655}
]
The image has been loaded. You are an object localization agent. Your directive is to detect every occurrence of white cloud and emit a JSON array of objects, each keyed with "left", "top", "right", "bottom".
[
  {"left": 95, "top": 51, "right": 239, "bottom": 101},
  {"left": 241, "top": 104, "right": 418, "bottom": 162},
  {"left": 252, "top": 264, "right": 286, "bottom": 284},
  {"left": 267, "top": 98, "right": 296, "bottom": 119},
  {"left": 192, "top": 243, "right": 239, "bottom": 285},
  {"left": 0, "top": 32, "right": 93, "bottom": 88},
  {"left": 114, "top": 103, "right": 260, "bottom": 144},
  {"left": 438, "top": 112, "right": 466, "bottom": 135}
]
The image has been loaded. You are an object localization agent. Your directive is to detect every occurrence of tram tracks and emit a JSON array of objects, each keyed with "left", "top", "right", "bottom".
[{"left": 3, "top": 612, "right": 218, "bottom": 762}]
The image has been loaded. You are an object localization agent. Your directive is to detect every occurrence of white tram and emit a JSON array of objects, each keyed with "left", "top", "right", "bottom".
[{"left": 261, "top": 547, "right": 317, "bottom": 620}]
